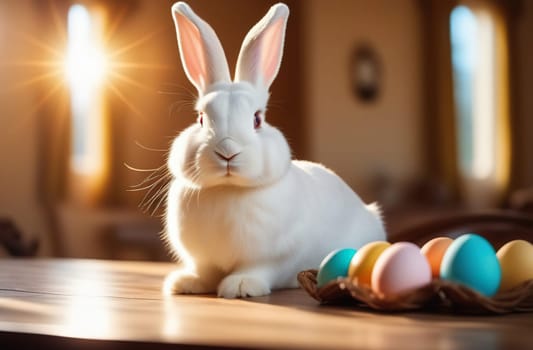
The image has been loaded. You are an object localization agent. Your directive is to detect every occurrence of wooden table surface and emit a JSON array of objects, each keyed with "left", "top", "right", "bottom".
[{"left": 0, "top": 259, "right": 532, "bottom": 349}]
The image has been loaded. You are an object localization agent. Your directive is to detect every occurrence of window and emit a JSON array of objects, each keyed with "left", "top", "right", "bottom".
[
  {"left": 65, "top": 4, "right": 108, "bottom": 176},
  {"left": 450, "top": 4, "right": 510, "bottom": 203}
]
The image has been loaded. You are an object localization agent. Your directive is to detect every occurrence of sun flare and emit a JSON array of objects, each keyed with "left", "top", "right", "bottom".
[
  {"left": 2, "top": 2, "right": 171, "bottom": 118},
  {"left": 64, "top": 4, "right": 108, "bottom": 89},
  {"left": 0, "top": 1, "right": 175, "bottom": 204}
]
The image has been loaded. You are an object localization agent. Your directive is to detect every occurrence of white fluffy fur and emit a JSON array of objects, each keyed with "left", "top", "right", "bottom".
[{"left": 164, "top": 2, "right": 386, "bottom": 298}]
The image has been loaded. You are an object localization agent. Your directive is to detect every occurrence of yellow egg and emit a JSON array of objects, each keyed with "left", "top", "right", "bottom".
[
  {"left": 348, "top": 241, "right": 390, "bottom": 287},
  {"left": 497, "top": 240, "right": 533, "bottom": 292},
  {"left": 421, "top": 237, "right": 453, "bottom": 278}
]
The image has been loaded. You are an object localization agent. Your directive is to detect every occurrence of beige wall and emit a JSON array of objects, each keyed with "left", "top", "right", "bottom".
[
  {"left": 0, "top": 0, "right": 52, "bottom": 254},
  {"left": 303, "top": 0, "right": 424, "bottom": 201}
]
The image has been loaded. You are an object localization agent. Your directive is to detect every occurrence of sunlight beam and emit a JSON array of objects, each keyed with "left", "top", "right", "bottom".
[
  {"left": 108, "top": 30, "right": 158, "bottom": 58},
  {"left": 109, "top": 62, "right": 174, "bottom": 70},
  {"left": 103, "top": 5, "right": 129, "bottom": 45},
  {"left": 109, "top": 71, "right": 149, "bottom": 90},
  {"left": 12, "top": 69, "right": 63, "bottom": 90},
  {"left": 108, "top": 82, "right": 143, "bottom": 117},
  {"left": 20, "top": 32, "right": 64, "bottom": 59}
]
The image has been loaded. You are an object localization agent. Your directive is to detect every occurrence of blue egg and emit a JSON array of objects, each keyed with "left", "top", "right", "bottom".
[
  {"left": 317, "top": 248, "right": 357, "bottom": 288},
  {"left": 440, "top": 234, "right": 501, "bottom": 297}
]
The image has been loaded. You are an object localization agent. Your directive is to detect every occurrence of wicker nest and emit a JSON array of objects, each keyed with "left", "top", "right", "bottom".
[{"left": 298, "top": 269, "right": 533, "bottom": 314}]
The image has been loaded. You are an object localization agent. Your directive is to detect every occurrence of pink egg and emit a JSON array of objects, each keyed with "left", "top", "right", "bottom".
[{"left": 371, "top": 242, "right": 432, "bottom": 297}]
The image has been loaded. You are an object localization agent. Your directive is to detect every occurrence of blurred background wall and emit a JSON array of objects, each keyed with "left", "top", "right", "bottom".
[
  {"left": 0, "top": 0, "right": 52, "bottom": 255},
  {"left": 303, "top": 0, "right": 424, "bottom": 200},
  {"left": 0, "top": 0, "right": 531, "bottom": 259}
]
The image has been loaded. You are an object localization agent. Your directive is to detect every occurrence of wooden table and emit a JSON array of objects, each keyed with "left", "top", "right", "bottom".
[{"left": 0, "top": 259, "right": 531, "bottom": 349}]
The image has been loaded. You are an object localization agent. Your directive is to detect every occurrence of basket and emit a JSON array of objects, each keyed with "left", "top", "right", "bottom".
[{"left": 298, "top": 269, "right": 533, "bottom": 314}]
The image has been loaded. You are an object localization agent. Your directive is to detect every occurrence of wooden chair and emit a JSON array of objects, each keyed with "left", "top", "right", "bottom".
[
  {"left": 390, "top": 209, "right": 533, "bottom": 249},
  {"left": 388, "top": 186, "right": 533, "bottom": 248}
]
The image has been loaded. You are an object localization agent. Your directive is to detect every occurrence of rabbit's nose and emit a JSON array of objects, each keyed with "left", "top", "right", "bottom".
[{"left": 214, "top": 137, "right": 242, "bottom": 161}]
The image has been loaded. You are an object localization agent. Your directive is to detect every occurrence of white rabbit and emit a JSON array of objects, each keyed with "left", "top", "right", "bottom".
[{"left": 163, "top": 2, "right": 386, "bottom": 298}]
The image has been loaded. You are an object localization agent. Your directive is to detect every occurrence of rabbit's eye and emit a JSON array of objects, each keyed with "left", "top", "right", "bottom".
[
  {"left": 198, "top": 112, "right": 204, "bottom": 127},
  {"left": 254, "top": 110, "right": 262, "bottom": 129}
]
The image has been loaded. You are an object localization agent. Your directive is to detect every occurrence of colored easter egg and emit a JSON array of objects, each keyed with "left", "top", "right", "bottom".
[
  {"left": 317, "top": 248, "right": 357, "bottom": 288},
  {"left": 440, "top": 234, "right": 501, "bottom": 297},
  {"left": 421, "top": 237, "right": 453, "bottom": 278},
  {"left": 497, "top": 240, "right": 533, "bottom": 292},
  {"left": 348, "top": 241, "right": 391, "bottom": 287},
  {"left": 371, "top": 242, "right": 431, "bottom": 296}
]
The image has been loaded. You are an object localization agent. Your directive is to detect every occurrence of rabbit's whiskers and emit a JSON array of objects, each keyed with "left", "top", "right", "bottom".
[{"left": 127, "top": 163, "right": 172, "bottom": 217}]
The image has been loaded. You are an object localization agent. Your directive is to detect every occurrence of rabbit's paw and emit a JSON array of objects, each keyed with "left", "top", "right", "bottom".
[
  {"left": 217, "top": 274, "right": 271, "bottom": 298},
  {"left": 163, "top": 270, "right": 215, "bottom": 295}
]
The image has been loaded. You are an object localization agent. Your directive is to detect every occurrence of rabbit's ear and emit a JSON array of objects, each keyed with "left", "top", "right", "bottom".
[
  {"left": 171, "top": 2, "right": 230, "bottom": 93},
  {"left": 234, "top": 3, "right": 289, "bottom": 90}
]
